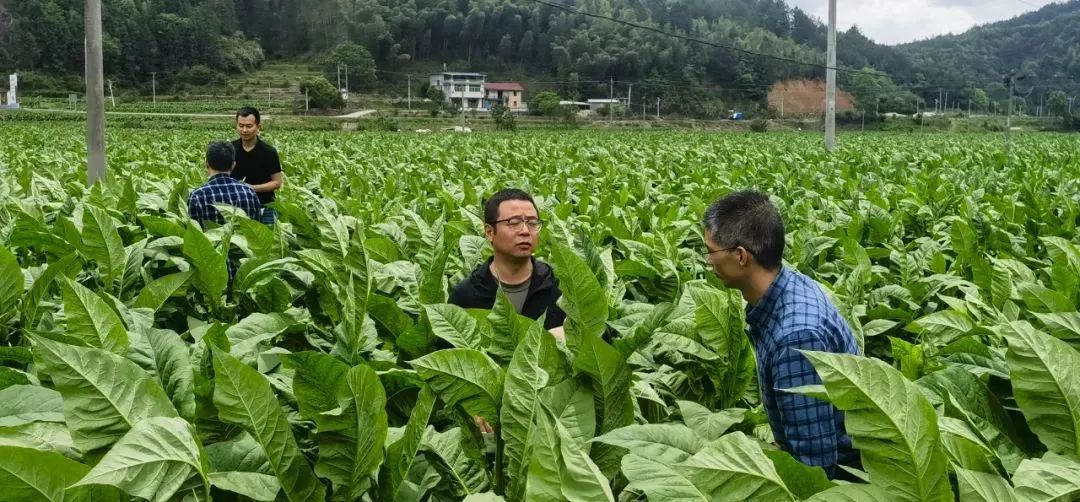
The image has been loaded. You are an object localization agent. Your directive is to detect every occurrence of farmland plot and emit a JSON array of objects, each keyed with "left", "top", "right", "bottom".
[{"left": 1, "top": 124, "right": 1080, "bottom": 501}]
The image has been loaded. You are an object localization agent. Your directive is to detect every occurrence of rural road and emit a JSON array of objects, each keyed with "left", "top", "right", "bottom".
[{"left": 10, "top": 108, "right": 379, "bottom": 119}]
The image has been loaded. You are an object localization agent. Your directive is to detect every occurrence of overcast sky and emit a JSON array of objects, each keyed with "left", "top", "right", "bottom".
[{"left": 785, "top": 0, "right": 1059, "bottom": 45}]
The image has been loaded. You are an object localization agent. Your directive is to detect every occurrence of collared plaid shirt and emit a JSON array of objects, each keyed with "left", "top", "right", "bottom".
[
  {"left": 187, "top": 173, "right": 262, "bottom": 226},
  {"left": 746, "top": 266, "right": 860, "bottom": 476}
]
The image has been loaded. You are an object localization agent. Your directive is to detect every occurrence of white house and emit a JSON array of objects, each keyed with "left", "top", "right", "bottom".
[{"left": 430, "top": 71, "right": 486, "bottom": 110}]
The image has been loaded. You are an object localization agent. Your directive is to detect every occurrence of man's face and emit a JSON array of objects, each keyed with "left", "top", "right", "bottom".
[
  {"left": 704, "top": 228, "right": 747, "bottom": 288},
  {"left": 236, "top": 115, "right": 259, "bottom": 141},
  {"left": 485, "top": 200, "right": 540, "bottom": 260}
]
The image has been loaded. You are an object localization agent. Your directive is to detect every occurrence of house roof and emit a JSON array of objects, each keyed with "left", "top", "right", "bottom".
[{"left": 484, "top": 82, "right": 524, "bottom": 91}]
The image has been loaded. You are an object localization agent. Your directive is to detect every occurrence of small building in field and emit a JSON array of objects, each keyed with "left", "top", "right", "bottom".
[
  {"left": 429, "top": 71, "right": 486, "bottom": 110},
  {"left": 484, "top": 82, "right": 525, "bottom": 111}
]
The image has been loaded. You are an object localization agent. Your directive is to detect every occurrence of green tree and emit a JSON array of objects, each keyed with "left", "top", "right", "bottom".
[
  {"left": 971, "top": 88, "right": 990, "bottom": 113},
  {"left": 301, "top": 76, "right": 344, "bottom": 109},
  {"left": 491, "top": 103, "right": 516, "bottom": 131},
  {"left": 322, "top": 42, "right": 378, "bottom": 92},
  {"left": 530, "top": 91, "right": 564, "bottom": 116},
  {"left": 1047, "top": 90, "right": 1069, "bottom": 117}
]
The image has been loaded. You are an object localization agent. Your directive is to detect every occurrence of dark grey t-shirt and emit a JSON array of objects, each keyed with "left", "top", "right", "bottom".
[{"left": 501, "top": 279, "right": 531, "bottom": 314}]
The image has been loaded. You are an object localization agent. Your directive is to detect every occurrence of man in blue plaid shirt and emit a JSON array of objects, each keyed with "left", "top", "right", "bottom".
[
  {"left": 702, "top": 191, "right": 861, "bottom": 479},
  {"left": 188, "top": 141, "right": 262, "bottom": 226}
]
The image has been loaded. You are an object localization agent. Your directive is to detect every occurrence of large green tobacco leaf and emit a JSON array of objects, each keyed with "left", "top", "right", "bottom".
[
  {"left": 410, "top": 348, "right": 504, "bottom": 426},
  {"left": 997, "top": 321, "right": 1080, "bottom": 456},
  {"left": 677, "top": 401, "right": 745, "bottom": 441},
  {"left": 422, "top": 427, "right": 491, "bottom": 498},
  {"left": 0, "top": 421, "right": 80, "bottom": 459},
  {"left": 501, "top": 321, "right": 568, "bottom": 501},
  {"left": 0, "top": 384, "right": 65, "bottom": 427},
  {"left": 80, "top": 205, "right": 126, "bottom": 289},
  {"left": 70, "top": 416, "right": 209, "bottom": 502},
  {"left": 621, "top": 453, "right": 710, "bottom": 502},
  {"left": 800, "top": 351, "right": 951, "bottom": 502},
  {"left": 592, "top": 423, "right": 706, "bottom": 464},
  {"left": 208, "top": 472, "right": 281, "bottom": 501},
  {"left": 524, "top": 403, "right": 615, "bottom": 502},
  {"left": 674, "top": 432, "right": 796, "bottom": 501},
  {"left": 127, "top": 328, "right": 197, "bottom": 421},
  {"left": 955, "top": 468, "right": 1018, "bottom": 501},
  {"left": 0, "top": 246, "right": 22, "bottom": 320},
  {"left": 31, "top": 336, "right": 177, "bottom": 452},
  {"left": 289, "top": 353, "right": 388, "bottom": 500},
  {"left": 550, "top": 243, "right": 609, "bottom": 351},
  {"left": 183, "top": 224, "right": 228, "bottom": 307},
  {"left": 424, "top": 303, "right": 483, "bottom": 350},
  {"left": 133, "top": 271, "right": 193, "bottom": 312},
  {"left": 0, "top": 445, "right": 91, "bottom": 502},
  {"left": 382, "top": 385, "right": 436, "bottom": 502},
  {"left": 573, "top": 330, "right": 634, "bottom": 477},
  {"left": 211, "top": 347, "right": 325, "bottom": 501},
  {"left": 21, "top": 253, "right": 82, "bottom": 329},
  {"left": 1012, "top": 453, "right": 1080, "bottom": 501},
  {"left": 60, "top": 278, "right": 129, "bottom": 354}
]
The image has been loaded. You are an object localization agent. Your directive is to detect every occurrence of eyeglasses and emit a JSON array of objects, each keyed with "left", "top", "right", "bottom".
[
  {"left": 494, "top": 217, "right": 544, "bottom": 231},
  {"left": 703, "top": 246, "right": 739, "bottom": 262}
]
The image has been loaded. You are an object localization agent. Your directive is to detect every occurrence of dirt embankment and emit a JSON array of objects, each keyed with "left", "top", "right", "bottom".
[{"left": 768, "top": 80, "right": 855, "bottom": 116}]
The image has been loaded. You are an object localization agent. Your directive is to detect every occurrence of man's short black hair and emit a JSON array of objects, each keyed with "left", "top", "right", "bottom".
[
  {"left": 703, "top": 190, "right": 785, "bottom": 269},
  {"left": 206, "top": 141, "right": 235, "bottom": 172},
  {"left": 236, "top": 106, "right": 261, "bottom": 124},
  {"left": 483, "top": 188, "right": 538, "bottom": 226}
]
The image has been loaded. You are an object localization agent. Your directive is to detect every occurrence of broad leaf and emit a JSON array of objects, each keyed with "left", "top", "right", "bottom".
[
  {"left": 0, "top": 246, "right": 22, "bottom": 318},
  {"left": 801, "top": 351, "right": 951, "bottom": 502},
  {"left": 425, "top": 303, "right": 483, "bottom": 350},
  {"left": 128, "top": 328, "right": 197, "bottom": 421},
  {"left": 0, "top": 445, "right": 91, "bottom": 502},
  {"left": 674, "top": 432, "right": 796, "bottom": 501},
  {"left": 71, "top": 416, "right": 209, "bottom": 502},
  {"left": 133, "top": 271, "right": 193, "bottom": 312},
  {"left": 411, "top": 349, "right": 504, "bottom": 426},
  {"left": 621, "top": 453, "right": 709, "bottom": 502},
  {"left": 593, "top": 423, "right": 706, "bottom": 464},
  {"left": 501, "top": 321, "right": 566, "bottom": 501},
  {"left": 550, "top": 243, "right": 609, "bottom": 351},
  {"left": 211, "top": 347, "right": 326, "bottom": 502},
  {"left": 0, "top": 422, "right": 80, "bottom": 459},
  {"left": 208, "top": 472, "right": 281, "bottom": 502},
  {"left": 422, "top": 427, "right": 491, "bottom": 497},
  {"left": 0, "top": 384, "right": 65, "bottom": 427},
  {"left": 956, "top": 467, "right": 1017, "bottom": 502},
  {"left": 31, "top": 336, "right": 177, "bottom": 452},
  {"left": 383, "top": 385, "right": 436, "bottom": 502},
  {"left": 81, "top": 205, "right": 125, "bottom": 289},
  {"left": 573, "top": 330, "right": 635, "bottom": 476},
  {"left": 997, "top": 321, "right": 1080, "bottom": 456},
  {"left": 1013, "top": 454, "right": 1080, "bottom": 501},
  {"left": 184, "top": 224, "right": 228, "bottom": 307},
  {"left": 677, "top": 401, "right": 745, "bottom": 441},
  {"left": 60, "top": 278, "right": 129, "bottom": 354}
]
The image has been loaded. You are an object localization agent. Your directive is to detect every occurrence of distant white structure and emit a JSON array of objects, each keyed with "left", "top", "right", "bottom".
[
  {"left": 430, "top": 71, "right": 486, "bottom": 110},
  {"left": 3, "top": 73, "right": 18, "bottom": 109}
]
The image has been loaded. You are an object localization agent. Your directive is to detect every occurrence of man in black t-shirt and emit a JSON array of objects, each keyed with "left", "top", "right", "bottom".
[{"left": 231, "top": 107, "right": 283, "bottom": 225}]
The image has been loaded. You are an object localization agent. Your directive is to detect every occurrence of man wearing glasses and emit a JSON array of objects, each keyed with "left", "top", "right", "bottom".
[
  {"left": 702, "top": 191, "right": 861, "bottom": 480},
  {"left": 449, "top": 188, "right": 566, "bottom": 338}
]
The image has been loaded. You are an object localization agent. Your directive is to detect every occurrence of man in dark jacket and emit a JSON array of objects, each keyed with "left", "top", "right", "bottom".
[
  {"left": 449, "top": 188, "right": 567, "bottom": 336},
  {"left": 450, "top": 189, "right": 567, "bottom": 436}
]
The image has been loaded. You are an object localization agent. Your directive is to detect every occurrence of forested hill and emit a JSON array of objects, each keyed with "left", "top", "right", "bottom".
[
  {"left": 0, "top": 0, "right": 1077, "bottom": 113},
  {"left": 898, "top": 0, "right": 1080, "bottom": 95}
]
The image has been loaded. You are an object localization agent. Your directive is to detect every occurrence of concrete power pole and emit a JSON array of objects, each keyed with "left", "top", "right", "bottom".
[
  {"left": 85, "top": 0, "right": 106, "bottom": 186},
  {"left": 408, "top": 74, "right": 412, "bottom": 111},
  {"left": 151, "top": 71, "right": 157, "bottom": 106},
  {"left": 609, "top": 77, "right": 614, "bottom": 123},
  {"left": 824, "top": 0, "right": 837, "bottom": 152}
]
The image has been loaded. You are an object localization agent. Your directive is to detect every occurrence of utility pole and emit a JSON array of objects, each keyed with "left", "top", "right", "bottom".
[
  {"left": 642, "top": 97, "right": 646, "bottom": 121},
  {"left": 656, "top": 97, "right": 660, "bottom": 119},
  {"left": 267, "top": 82, "right": 271, "bottom": 112},
  {"left": 824, "top": 0, "right": 837, "bottom": 152},
  {"left": 1006, "top": 72, "right": 1016, "bottom": 148},
  {"left": 943, "top": 91, "right": 949, "bottom": 114},
  {"left": 460, "top": 85, "right": 466, "bottom": 131},
  {"left": 407, "top": 74, "right": 412, "bottom": 111},
  {"left": 1069, "top": 96, "right": 1075, "bottom": 115},
  {"left": 344, "top": 64, "right": 349, "bottom": 102},
  {"left": 305, "top": 88, "right": 309, "bottom": 112},
  {"left": 151, "top": 71, "right": 157, "bottom": 106},
  {"left": 107, "top": 78, "right": 115, "bottom": 108},
  {"left": 780, "top": 90, "right": 785, "bottom": 118},
  {"left": 627, "top": 83, "right": 632, "bottom": 117},
  {"left": 86, "top": 0, "right": 106, "bottom": 186},
  {"left": 609, "top": 77, "right": 614, "bottom": 123}
]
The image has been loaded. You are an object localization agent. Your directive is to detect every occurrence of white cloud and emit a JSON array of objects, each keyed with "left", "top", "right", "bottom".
[{"left": 786, "top": 0, "right": 1058, "bottom": 45}]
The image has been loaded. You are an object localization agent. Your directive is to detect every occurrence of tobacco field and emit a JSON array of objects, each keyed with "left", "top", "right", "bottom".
[{"left": 1, "top": 123, "right": 1079, "bottom": 501}]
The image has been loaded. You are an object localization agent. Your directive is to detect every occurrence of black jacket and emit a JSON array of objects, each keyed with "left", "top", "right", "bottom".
[{"left": 448, "top": 258, "right": 567, "bottom": 330}]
